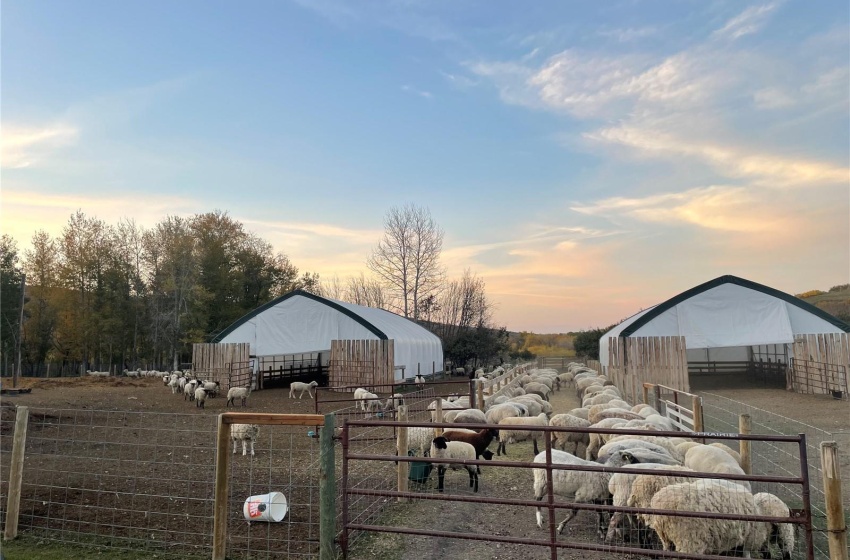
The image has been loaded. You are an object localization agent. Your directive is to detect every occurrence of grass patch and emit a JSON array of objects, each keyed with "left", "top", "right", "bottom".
[{"left": 0, "top": 535, "right": 203, "bottom": 560}]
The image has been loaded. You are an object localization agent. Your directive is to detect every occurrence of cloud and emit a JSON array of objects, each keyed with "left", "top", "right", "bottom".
[
  {"left": 753, "top": 87, "right": 795, "bottom": 109},
  {"left": 598, "top": 26, "right": 658, "bottom": 42},
  {"left": 1, "top": 124, "right": 78, "bottom": 168},
  {"left": 585, "top": 126, "right": 849, "bottom": 187},
  {"left": 712, "top": 3, "right": 779, "bottom": 40},
  {"left": 401, "top": 85, "right": 433, "bottom": 99}
]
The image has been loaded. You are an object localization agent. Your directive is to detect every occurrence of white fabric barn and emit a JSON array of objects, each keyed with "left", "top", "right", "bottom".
[
  {"left": 213, "top": 289, "right": 444, "bottom": 381},
  {"left": 599, "top": 275, "right": 850, "bottom": 370}
]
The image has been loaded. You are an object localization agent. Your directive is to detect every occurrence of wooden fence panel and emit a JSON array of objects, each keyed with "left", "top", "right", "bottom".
[
  {"left": 192, "top": 344, "right": 250, "bottom": 377},
  {"left": 607, "top": 336, "right": 688, "bottom": 402},
  {"left": 328, "top": 339, "right": 394, "bottom": 390},
  {"left": 792, "top": 333, "right": 850, "bottom": 396}
]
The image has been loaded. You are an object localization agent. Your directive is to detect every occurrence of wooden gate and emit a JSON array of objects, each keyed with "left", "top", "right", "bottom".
[
  {"left": 329, "top": 339, "right": 394, "bottom": 389},
  {"left": 192, "top": 343, "right": 251, "bottom": 381},
  {"left": 607, "top": 336, "right": 688, "bottom": 404}
]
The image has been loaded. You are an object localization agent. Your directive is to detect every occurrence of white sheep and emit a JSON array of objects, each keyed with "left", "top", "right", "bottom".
[
  {"left": 201, "top": 380, "right": 220, "bottom": 398},
  {"left": 429, "top": 436, "right": 479, "bottom": 493},
  {"left": 497, "top": 413, "right": 549, "bottom": 456},
  {"left": 183, "top": 379, "right": 198, "bottom": 401},
  {"left": 383, "top": 393, "right": 405, "bottom": 411},
  {"left": 406, "top": 426, "right": 436, "bottom": 456},
  {"left": 684, "top": 444, "right": 750, "bottom": 490},
  {"left": 532, "top": 449, "right": 642, "bottom": 536},
  {"left": 194, "top": 386, "right": 207, "bottom": 409},
  {"left": 168, "top": 376, "right": 180, "bottom": 394},
  {"left": 548, "top": 413, "right": 591, "bottom": 455},
  {"left": 596, "top": 439, "right": 682, "bottom": 467},
  {"left": 646, "top": 478, "right": 767, "bottom": 556},
  {"left": 753, "top": 492, "right": 795, "bottom": 559},
  {"left": 289, "top": 381, "right": 318, "bottom": 399},
  {"left": 450, "top": 409, "right": 487, "bottom": 424},
  {"left": 226, "top": 384, "right": 253, "bottom": 407},
  {"left": 414, "top": 374, "right": 425, "bottom": 385},
  {"left": 231, "top": 424, "right": 260, "bottom": 456}
]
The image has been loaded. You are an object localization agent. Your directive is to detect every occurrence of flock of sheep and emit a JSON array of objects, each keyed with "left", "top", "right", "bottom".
[{"left": 400, "top": 363, "right": 795, "bottom": 559}]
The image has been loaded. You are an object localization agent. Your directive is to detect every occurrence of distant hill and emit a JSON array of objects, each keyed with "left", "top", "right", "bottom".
[{"left": 796, "top": 284, "right": 850, "bottom": 324}]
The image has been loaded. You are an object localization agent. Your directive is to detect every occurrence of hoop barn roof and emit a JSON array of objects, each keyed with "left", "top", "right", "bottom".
[
  {"left": 599, "top": 275, "right": 850, "bottom": 368},
  {"left": 213, "top": 289, "right": 443, "bottom": 379}
]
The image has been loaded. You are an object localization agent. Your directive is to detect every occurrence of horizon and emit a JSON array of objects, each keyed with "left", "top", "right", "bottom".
[{"left": 3, "top": 1, "right": 848, "bottom": 333}]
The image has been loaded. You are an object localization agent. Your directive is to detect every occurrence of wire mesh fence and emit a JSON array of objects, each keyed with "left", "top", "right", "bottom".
[{"left": 701, "top": 391, "right": 848, "bottom": 559}]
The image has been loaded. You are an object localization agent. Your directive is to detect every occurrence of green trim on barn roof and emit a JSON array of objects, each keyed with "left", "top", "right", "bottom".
[
  {"left": 619, "top": 275, "right": 850, "bottom": 338},
  {"left": 211, "top": 289, "right": 388, "bottom": 342}
]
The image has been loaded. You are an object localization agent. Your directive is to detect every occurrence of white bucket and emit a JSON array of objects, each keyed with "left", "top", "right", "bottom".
[{"left": 243, "top": 492, "right": 288, "bottom": 522}]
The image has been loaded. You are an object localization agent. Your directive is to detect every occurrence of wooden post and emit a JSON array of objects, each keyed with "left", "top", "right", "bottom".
[
  {"left": 3, "top": 406, "right": 29, "bottom": 540},
  {"left": 396, "top": 406, "right": 409, "bottom": 503},
  {"left": 319, "top": 413, "right": 337, "bottom": 560},
  {"left": 821, "top": 441, "right": 848, "bottom": 560},
  {"left": 653, "top": 384, "right": 661, "bottom": 411},
  {"left": 212, "top": 415, "right": 231, "bottom": 560},
  {"left": 477, "top": 382, "right": 485, "bottom": 411},
  {"left": 692, "top": 396, "right": 704, "bottom": 432},
  {"left": 642, "top": 384, "right": 649, "bottom": 405},
  {"left": 739, "top": 414, "right": 752, "bottom": 475}
]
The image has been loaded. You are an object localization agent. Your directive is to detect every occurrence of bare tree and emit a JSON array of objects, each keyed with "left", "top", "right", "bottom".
[
  {"left": 346, "top": 273, "right": 392, "bottom": 309},
  {"left": 367, "top": 204, "right": 444, "bottom": 318}
]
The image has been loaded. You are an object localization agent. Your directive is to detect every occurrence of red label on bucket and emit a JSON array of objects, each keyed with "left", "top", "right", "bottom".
[{"left": 248, "top": 500, "right": 263, "bottom": 518}]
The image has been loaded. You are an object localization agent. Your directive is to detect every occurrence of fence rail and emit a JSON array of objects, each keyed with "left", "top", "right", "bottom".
[{"left": 789, "top": 358, "right": 849, "bottom": 399}]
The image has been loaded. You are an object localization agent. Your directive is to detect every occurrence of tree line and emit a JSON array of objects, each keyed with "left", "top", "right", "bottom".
[{"left": 0, "top": 205, "right": 509, "bottom": 376}]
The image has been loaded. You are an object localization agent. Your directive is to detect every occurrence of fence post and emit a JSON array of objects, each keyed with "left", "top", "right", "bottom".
[
  {"left": 212, "top": 415, "right": 231, "bottom": 560},
  {"left": 396, "top": 406, "right": 409, "bottom": 503},
  {"left": 653, "top": 385, "right": 661, "bottom": 411},
  {"left": 821, "top": 441, "right": 849, "bottom": 560},
  {"left": 434, "top": 399, "right": 443, "bottom": 436},
  {"left": 477, "top": 382, "right": 485, "bottom": 411},
  {"left": 739, "top": 414, "right": 752, "bottom": 475},
  {"left": 692, "top": 396, "right": 704, "bottom": 432},
  {"left": 3, "top": 405, "right": 29, "bottom": 541},
  {"left": 320, "top": 413, "right": 337, "bottom": 560},
  {"left": 642, "top": 383, "right": 649, "bottom": 405}
]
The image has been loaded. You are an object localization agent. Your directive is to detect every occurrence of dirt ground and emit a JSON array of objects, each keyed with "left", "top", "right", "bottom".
[{"left": 2, "top": 373, "right": 848, "bottom": 559}]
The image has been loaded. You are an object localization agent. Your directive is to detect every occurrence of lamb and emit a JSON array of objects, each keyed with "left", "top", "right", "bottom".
[
  {"left": 645, "top": 479, "right": 767, "bottom": 556},
  {"left": 414, "top": 374, "right": 425, "bottom": 385},
  {"left": 359, "top": 391, "right": 381, "bottom": 413},
  {"left": 194, "top": 386, "right": 207, "bottom": 409},
  {"left": 496, "top": 413, "right": 549, "bottom": 456},
  {"left": 183, "top": 379, "right": 199, "bottom": 401},
  {"left": 289, "top": 381, "right": 318, "bottom": 399},
  {"left": 753, "top": 492, "right": 795, "bottom": 559},
  {"left": 441, "top": 428, "right": 497, "bottom": 473},
  {"left": 201, "top": 380, "right": 220, "bottom": 398},
  {"left": 429, "top": 436, "right": 479, "bottom": 493},
  {"left": 226, "top": 384, "right": 253, "bottom": 407},
  {"left": 548, "top": 413, "right": 591, "bottom": 455},
  {"left": 168, "top": 375, "right": 180, "bottom": 394},
  {"left": 231, "top": 424, "right": 260, "bottom": 456}
]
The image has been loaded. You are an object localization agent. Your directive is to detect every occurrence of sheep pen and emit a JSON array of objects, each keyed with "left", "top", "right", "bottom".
[{"left": 0, "top": 370, "right": 840, "bottom": 560}]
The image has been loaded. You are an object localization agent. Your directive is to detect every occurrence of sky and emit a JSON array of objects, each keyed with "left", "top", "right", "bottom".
[{"left": 2, "top": 0, "right": 848, "bottom": 333}]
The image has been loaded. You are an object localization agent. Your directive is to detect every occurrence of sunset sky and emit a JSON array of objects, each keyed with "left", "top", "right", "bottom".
[{"left": 2, "top": 1, "right": 848, "bottom": 333}]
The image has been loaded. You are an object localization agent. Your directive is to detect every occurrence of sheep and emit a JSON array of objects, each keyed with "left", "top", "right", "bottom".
[
  {"left": 429, "top": 436, "right": 479, "bottom": 493},
  {"left": 645, "top": 479, "right": 766, "bottom": 556},
  {"left": 709, "top": 442, "right": 744, "bottom": 468},
  {"left": 201, "top": 380, "right": 220, "bottom": 398},
  {"left": 289, "top": 381, "right": 318, "bottom": 399},
  {"left": 226, "top": 384, "right": 253, "bottom": 407},
  {"left": 194, "top": 386, "right": 207, "bottom": 409},
  {"left": 496, "top": 413, "right": 549, "bottom": 456},
  {"left": 604, "top": 434, "right": 684, "bottom": 463},
  {"left": 414, "top": 373, "right": 425, "bottom": 385},
  {"left": 484, "top": 403, "right": 526, "bottom": 425},
  {"left": 428, "top": 398, "right": 464, "bottom": 422},
  {"left": 684, "top": 444, "right": 750, "bottom": 490},
  {"left": 183, "top": 379, "right": 199, "bottom": 401},
  {"left": 585, "top": 418, "right": 630, "bottom": 460},
  {"left": 168, "top": 376, "right": 180, "bottom": 394},
  {"left": 231, "top": 424, "right": 260, "bottom": 456},
  {"left": 532, "top": 449, "right": 643, "bottom": 537},
  {"left": 588, "top": 408, "right": 643, "bottom": 425},
  {"left": 753, "top": 492, "right": 795, "bottom": 559},
  {"left": 597, "top": 439, "right": 682, "bottom": 467},
  {"left": 383, "top": 393, "right": 405, "bottom": 411},
  {"left": 676, "top": 440, "right": 701, "bottom": 456},
  {"left": 548, "top": 414, "right": 591, "bottom": 455},
  {"left": 406, "top": 427, "right": 436, "bottom": 457},
  {"left": 567, "top": 407, "right": 589, "bottom": 420},
  {"left": 361, "top": 391, "right": 381, "bottom": 413},
  {"left": 604, "top": 463, "right": 694, "bottom": 545},
  {"left": 441, "top": 428, "right": 497, "bottom": 473},
  {"left": 450, "top": 409, "right": 487, "bottom": 424}
]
